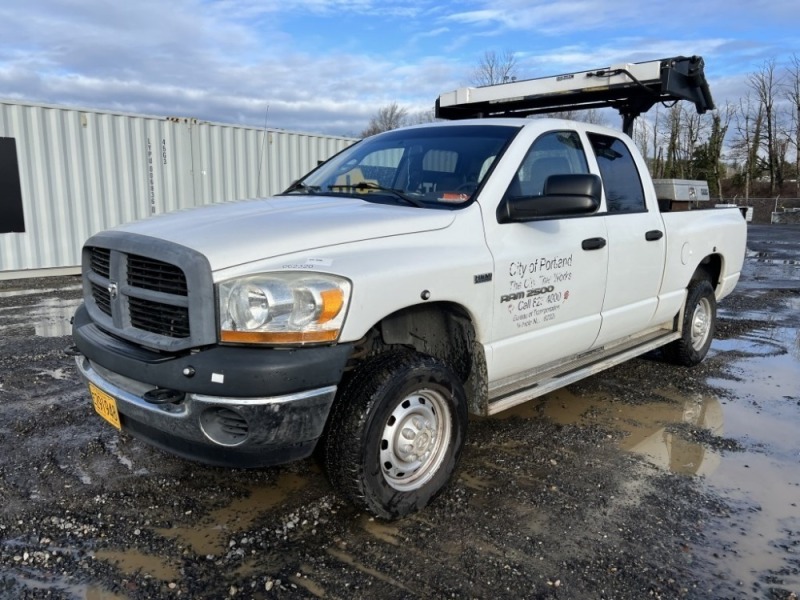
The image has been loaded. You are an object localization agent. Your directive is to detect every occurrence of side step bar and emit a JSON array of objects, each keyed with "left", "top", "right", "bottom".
[{"left": 486, "top": 326, "right": 681, "bottom": 416}]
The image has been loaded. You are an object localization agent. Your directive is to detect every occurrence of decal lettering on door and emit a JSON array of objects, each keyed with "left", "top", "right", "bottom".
[{"left": 502, "top": 254, "right": 574, "bottom": 328}]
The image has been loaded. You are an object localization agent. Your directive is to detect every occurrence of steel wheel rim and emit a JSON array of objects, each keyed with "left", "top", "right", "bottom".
[
  {"left": 380, "top": 388, "right": 452, "bottom": 492},
  {"left": 690, "top": 297, "right": 712, "bottom": 351}
]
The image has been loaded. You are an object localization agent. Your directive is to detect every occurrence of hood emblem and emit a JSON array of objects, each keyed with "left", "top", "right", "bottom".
[{"left": 108, "top": 281, "right": 119, "bottom": 299}]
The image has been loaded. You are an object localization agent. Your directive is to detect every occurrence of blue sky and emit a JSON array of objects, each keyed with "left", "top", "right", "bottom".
[{"left": 0, "top": 0, "right": 797, "bottom": 137}]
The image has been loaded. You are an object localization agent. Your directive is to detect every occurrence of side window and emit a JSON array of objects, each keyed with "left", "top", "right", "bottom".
[
  {"left": 504, "top": 131, "right": 588, "bottom": 199},
  {"left": 587, "top": 133, "right": 645, "bottom": 213}
]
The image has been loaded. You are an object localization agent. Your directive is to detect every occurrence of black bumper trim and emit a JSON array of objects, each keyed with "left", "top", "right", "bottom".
[
  {"left": 73, "top": 303, "right": 353, "bottom": 397},
  {"left": 123, "top": 416, "right": 318, "bottom": 468}
]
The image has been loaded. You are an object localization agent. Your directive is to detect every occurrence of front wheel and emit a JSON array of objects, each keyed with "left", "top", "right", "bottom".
[
  {"left": 663, "top": 278, "right": 717, "bottom": 366},
  {"left": 323, "top": 352, "right": 467, "bottom": 520}
]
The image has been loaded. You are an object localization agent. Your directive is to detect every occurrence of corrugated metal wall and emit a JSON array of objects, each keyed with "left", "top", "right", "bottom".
[{"left": 0, "top": 100, "right": 356, "bottom": 276}]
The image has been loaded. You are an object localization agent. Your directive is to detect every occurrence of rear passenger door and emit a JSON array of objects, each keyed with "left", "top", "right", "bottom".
[{"left": 587, "top": 132, "right": 666, "bottom": 347}]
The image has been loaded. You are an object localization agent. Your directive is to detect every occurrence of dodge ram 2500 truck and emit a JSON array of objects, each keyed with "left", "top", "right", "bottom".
[{"left": 73, "top": 59, "right": 746, "bottom": 519}]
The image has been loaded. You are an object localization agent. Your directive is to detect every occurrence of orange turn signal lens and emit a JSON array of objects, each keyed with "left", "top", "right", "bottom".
[
  {"left": 319, "top": 288, "right": 345, "bottom": 323},
  {"left": 220, "top": 329, "right": 340, "bottom": 345}
]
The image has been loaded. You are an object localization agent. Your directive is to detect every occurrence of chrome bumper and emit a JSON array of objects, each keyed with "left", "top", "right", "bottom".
[{"left": 76, "top": 355, "right": 337, "bottom": 468}]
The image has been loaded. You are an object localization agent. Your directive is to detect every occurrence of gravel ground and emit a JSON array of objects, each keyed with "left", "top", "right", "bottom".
[{"left": 0, "top": 224, "right": 798, "bottom": 599}]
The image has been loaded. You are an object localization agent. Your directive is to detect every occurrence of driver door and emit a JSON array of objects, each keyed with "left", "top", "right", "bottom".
[{"left": 483, "top": 130, "right": 609, "bottom": 382}]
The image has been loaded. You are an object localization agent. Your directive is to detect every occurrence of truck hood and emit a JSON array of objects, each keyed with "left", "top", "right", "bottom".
[{"left": 113, "top": 196, "right": 456, "bottom": 271}]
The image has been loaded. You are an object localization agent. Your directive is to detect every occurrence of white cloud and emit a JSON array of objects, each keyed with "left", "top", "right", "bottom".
[{"left": 0, "top": 0, "right": 795, "bottom": 137}]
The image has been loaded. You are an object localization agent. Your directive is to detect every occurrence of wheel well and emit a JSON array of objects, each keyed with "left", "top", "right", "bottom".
[
  {"left": 347, "top": 303, "right": 488, "bottom": 414},
  {"left": 694, "top": 254, "right": 722, "bottom": 289}
]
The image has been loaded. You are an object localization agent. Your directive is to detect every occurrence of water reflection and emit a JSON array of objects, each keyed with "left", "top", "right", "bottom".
[
  {"left": 0, "top": 297, "right": 82, "bottom": 338},
  {"left": 94, "top": 548, "right": 180, "bottom": 581},
  {"left": 0, "top": 286, "right": 80, "bottom": 298},
  {"left": 616, "top": 393, "right": 723, "bottom": 476},
  {"left": 502, "top": 388, "right": 725, "bottom": 476},
  {"left": 32, "top": 298, "right": 82, "bottom": 338}
]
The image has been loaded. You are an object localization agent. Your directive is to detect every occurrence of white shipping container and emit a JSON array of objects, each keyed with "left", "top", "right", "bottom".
[{"left": 0, "top": 99, "right": 356, "bottom": 278}]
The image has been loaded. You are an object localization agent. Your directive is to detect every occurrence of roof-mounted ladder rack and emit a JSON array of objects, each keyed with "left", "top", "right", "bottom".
[{"left": 435, "top": 55, "right": 714, "bottom": 136}]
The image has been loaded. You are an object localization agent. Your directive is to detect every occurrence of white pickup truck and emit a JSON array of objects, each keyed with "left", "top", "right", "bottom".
[{"left": 73, "top": 111, "right": 746, "bottom": 519}]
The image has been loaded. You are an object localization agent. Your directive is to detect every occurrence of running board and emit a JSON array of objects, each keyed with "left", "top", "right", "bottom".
[{"left": 486, "top": 326, "right": 681, "bottom": 416}]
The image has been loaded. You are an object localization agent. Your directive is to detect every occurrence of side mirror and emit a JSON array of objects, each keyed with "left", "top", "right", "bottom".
[{"left": 498, "top": 173, "right": 602, "bottom": 223}]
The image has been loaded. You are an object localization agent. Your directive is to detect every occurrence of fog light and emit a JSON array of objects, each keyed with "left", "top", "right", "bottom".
[{"left": 200, "top": 407, "right": 249, "bottom": 446}]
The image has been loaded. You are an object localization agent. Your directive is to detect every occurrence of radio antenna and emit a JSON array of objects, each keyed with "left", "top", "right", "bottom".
[{"left": 256, "top": 104, "right": 270, "bottom": 197}]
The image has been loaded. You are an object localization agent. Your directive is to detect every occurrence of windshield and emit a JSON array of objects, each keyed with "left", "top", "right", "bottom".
[{"left": 283, "top": 124, "right": 520, "bottom": 208}]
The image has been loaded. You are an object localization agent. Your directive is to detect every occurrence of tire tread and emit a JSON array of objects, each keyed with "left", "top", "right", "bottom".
[
  {"left": 663, "top": 278, "right": 716, "bottom": 367},
  {"left": 323, "top": 351, "right": 465, "bottom": 519}
]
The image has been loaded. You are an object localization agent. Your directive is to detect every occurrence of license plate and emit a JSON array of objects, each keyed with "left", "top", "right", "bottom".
[{"left": 89, "top": 383, "right": 121, "bottom": 430}]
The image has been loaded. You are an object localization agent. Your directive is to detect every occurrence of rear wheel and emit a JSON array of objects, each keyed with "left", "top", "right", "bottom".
[
  {"left": 664, "top": 277, "right": 716, "bottom": 366},
  {"left": 323, "top": 352, "right": 467, "bottom": 520}
]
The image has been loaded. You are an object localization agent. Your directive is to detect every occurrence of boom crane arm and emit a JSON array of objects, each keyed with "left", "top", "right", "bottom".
[{"left": 435, "top": 55, "right": 714, "bottom": 136}]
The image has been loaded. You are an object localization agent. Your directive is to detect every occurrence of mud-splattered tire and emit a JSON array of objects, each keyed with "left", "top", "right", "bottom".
[
  {"left": 323, "top": 352, "right": 467, "bottom": 520},
  {"left": 663, "top": 277, "right": 716, "bottom": 366}
]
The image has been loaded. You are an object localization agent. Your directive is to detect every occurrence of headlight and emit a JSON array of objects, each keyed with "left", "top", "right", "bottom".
[{"left": 218, "top": 273, "right": 351, "bottom": 345}]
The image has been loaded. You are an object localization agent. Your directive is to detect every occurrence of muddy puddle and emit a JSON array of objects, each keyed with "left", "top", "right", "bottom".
[
  {"left": 0, "top": 294, "right": 82, "bottom": 338},
  {"left": 488, "top": 312, "right": 799, "bottom": 594},
  {"left": 741, "top": 249, "right": 800, "bottom": 290},
  {"left": 4, "top": 576, "right": 126, "bottom": 600},
  {"left": 495, "top": 387, "right": 725, "bottom": 476},
  {"left": 99, "top": 319, "right": 793, "bottom": 596},
  {"left": 154, "top": 472, "right": 308, "bottom": 556},
  {"left": 90, "top": 471, "right": 312, "bottom": 588},
  {"left": 93, "top": 548, "right": 181, "bottom": 581},
  {"left": 703, "top": 325, "right": 800, "bottom": 594}
]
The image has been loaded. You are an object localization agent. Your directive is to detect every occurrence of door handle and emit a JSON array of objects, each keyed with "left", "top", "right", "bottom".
[
  {"left": 645, "top": 230, "right": 664, "bottom": 241},
  {"left": 581, "top": 237, "right": 607, "bottom": 251}
]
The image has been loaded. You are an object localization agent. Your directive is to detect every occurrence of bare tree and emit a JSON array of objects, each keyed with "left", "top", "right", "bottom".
[
  {"left": 730, "top": 93, "right": 763, "bottom": 200},
  {"left": 361, "top": 102, "right": 410, "bottom": 137},
  {"left": 658, "top": 103, "right": 709, "bottom": 179},
  {"left": 711, "top": 103, "right": 734, "bottom": 198},
  {"left": 406, "top": 108, "right": 438, "bottom": 125},
  {"left": 546, "top": 109, "right": 608, "bottom": 125},
  {"left": 649, "top": 106, "right": 664, "bottom": 178},
  {"left": 662, "top": 104, "right": 683, "bottom": 178},
  {"left": 692, "top": 104, "right": 733, "bottom": 197},
  {"left": 749, "top": 59, "right": 784, "bottom": 194},
  {"left": 632, "top": 109, "right": 663, "bottom": 175},
  {"left": 632, "top": 115, "right": 651, "bottom": 163},
  {"left": 784, "top": 53, "right": 800, "bottom": 197},
  {"left": 682, "top": 109, "right": 707, "bottom": 179},
  {"left": 470, "top": 50, "right": 518, "bottom": 86}
]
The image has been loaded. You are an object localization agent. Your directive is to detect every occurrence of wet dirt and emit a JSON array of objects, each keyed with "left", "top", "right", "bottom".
[{"left": 0, "top": 224, "right": 798, "bottom": 599}]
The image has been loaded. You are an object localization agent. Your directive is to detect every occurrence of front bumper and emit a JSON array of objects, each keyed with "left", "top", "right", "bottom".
[{"left": 72, "top": 303, "right": 353, "bottom": 468}]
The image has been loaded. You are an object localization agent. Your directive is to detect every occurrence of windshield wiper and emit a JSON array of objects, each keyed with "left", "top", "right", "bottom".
[
  {"left": 327, "top": 181, "right": 424, "bottom": 207},
  {"left": 283, "top": 181, "right": 321, "bottom": 195}
]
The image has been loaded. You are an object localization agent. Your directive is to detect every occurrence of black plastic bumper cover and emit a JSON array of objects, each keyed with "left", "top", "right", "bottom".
[{"left": 72, "top": 303, "right": 353, "bottom": 398}]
